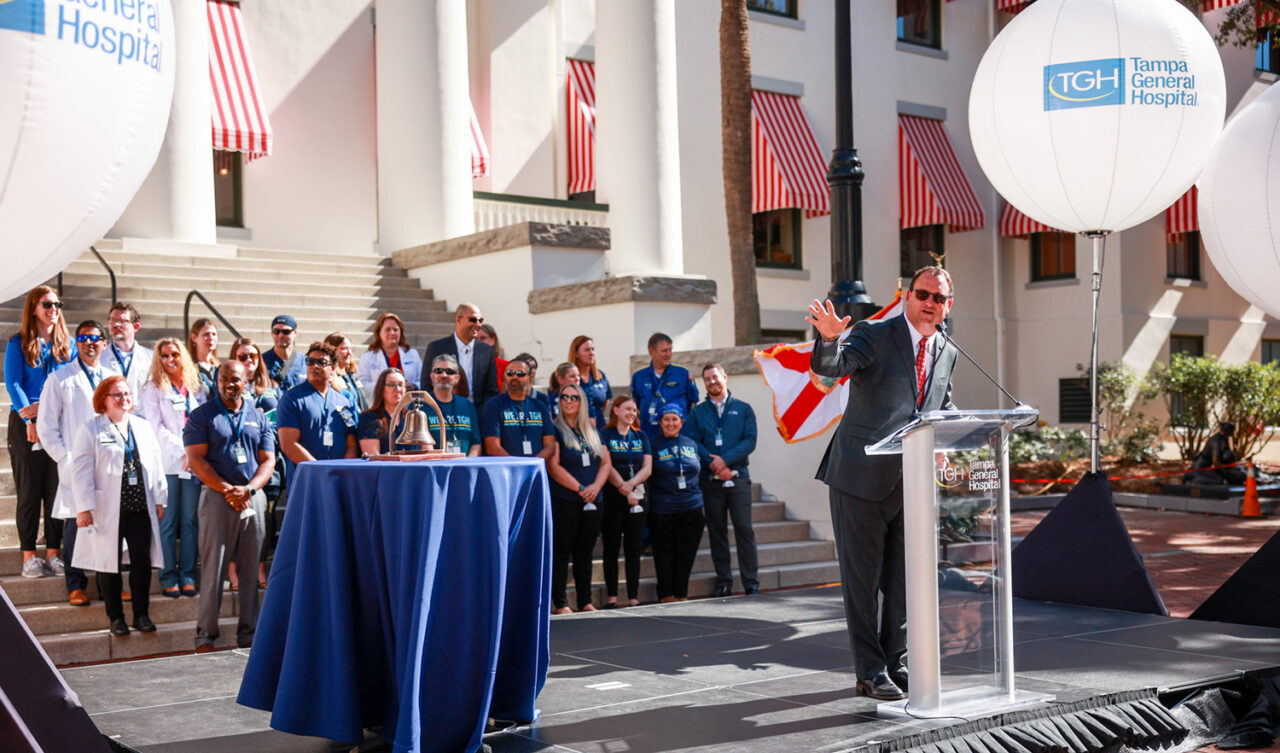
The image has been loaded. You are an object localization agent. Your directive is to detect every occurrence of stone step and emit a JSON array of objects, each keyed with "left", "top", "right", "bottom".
[
  {"left": 587, "top": 539, "right": 835, "bottom": 584},
  {"left": 0, "top": 469, "right": 12, "bottom": 496},
  {"left": 234, "top": 246, "right": 396, "bottom": 266},
  {"left": 61, "top": 259, "right": 414, "bottom": 286},
  {"left": 566, "top": 559, "right": 842, "bottom": 606},
  {"left": 17, "top": 270, "right": 427, "bottom": 299},
  {"left": 17, "top": 585, "right": 239, "bottom": 635},
  {"left": 50, "top": 285, "right": 446, "bottom": 314},
  {"left": 41, "top": 616, "right": 245, "bottom": 667},
  {"left": 2, "top": 569, "right": 169, "bottom": 606},
  {"left": 0, "top": 520, "right": 17, "bottom": 548},
  {"left": 20, "top": 300, "right": 455, "bottom": 327},
  {"left": 0, "top": 494, "right": 13, "bottom": 519},
  {"left": 88, "top": 250, "right": 400, "bottom": 277}
]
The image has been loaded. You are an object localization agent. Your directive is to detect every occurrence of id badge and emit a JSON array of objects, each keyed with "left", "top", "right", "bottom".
[
  {"left": 178, "top": 470, "right": 192, "bottom": 480},
  {"left": 127, "top": 470, "right": 139, "bottom": 487},
  {"left": 677, "top": 475, "right": 687, "bottom": 490},
  {"left": 715, "top": 433, "right": 723, "bottom": 447},
  {"left": 99, "top": 432, "right": 116, "bottom": 445},
  {"left": 323, "top": 430, "right": 334, "bottom": 447},
  {"left": 648, "top": 403, "right": 657, "bottom": 417},
  {"left": 233, "top": 444, "right": 248, "bottom": 464},
  {"left": 521, "top": 439, "right": 533, "bottom": 455},
  {"left": 581, "top": 451, "right": 591, "bottom": 467}
]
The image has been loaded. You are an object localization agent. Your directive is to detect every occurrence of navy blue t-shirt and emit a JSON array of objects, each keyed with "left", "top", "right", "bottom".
[
  {"left": 551, "top": 429, "right": 606, "bottom": 503},
  {"left": 276, "top": 382, "right": 357, "bottom": 472},
  {"left": 649, "top": 434, "right": 704, "bottom": 514},
  {"left": 600, "top": 426, "right": 650, "bottom": 481},
  {"left": 480, "top": 393, "right": 554, "bottom": 457},
  {"left": 262, "top": 348, "right": 307, "bottom": 390},
  {"left": 183, "top": 396, "right": 275, "bottom": 485},
  {"left": 427, "top": 395, "right": 482, "bottom": 454}
]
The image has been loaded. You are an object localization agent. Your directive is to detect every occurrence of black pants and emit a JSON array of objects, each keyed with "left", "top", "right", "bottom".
[
  {"left": 8, "top": 410, "right": 62, "bottom": 552},
  {"left": 552, "top": 496, "right": 602, "bottom": 610},
  {"left": 98, "top": 508, "right": 152, "bottom": 622},
  {"left": 701, "top": 480, "right": 758, "bottom": 591},
  {"left": 600, "top": 486, "right": 646, "bottom": 600},
  {"left": 650, "top": 507, "right": 705, "bottom": 600},
  {"left": 828, "top": 483, "right": 906, "bottom": 679}
]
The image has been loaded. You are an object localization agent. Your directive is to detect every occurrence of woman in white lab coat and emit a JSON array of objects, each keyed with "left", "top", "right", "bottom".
[{"left": 70, "top": 375, "right": 167, "bottom": 637}]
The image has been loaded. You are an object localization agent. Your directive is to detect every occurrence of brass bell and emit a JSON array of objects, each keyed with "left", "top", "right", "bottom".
[{"left": 394, "top": 401, "right": 436, "bottom": 449}]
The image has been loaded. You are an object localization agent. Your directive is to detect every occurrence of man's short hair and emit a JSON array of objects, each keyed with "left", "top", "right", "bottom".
[
  {"left": 109, "top": 302, "right": 140, "bottom": 325},
  {"left": 432, "top": 353, "right": 460, "bottom": 369},
  {"left": 217, "top": 359, "right": 246, "bottom": 380},
  {"left": 77, "top": 319, "right": 105, "bottom": 337},
  {"left": 455, "top": 303, "right": 479, "bottom": 317},
  {"left": 305, "top": 341, "right": 338, "bottom": 362},
  {"left": 512, "top": 352, "right": 537, "bottom": 369},
  {"left": 909, "top": 266, "right": 954, "bottom": 297},
  {"left": 647, "top": 332, "right": 672, "bottom": 351},
  {"left": 702, "top": 362, "right": 726, "bottom": 377}
]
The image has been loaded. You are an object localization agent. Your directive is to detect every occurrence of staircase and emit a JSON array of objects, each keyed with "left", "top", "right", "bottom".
[{"left": 0, "top": 240, "right": 840, "bottom": 667}]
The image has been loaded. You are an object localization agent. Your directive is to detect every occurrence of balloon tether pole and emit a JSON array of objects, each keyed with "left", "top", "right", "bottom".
[{"left": 1084, "top": 230, "right": 1109, "bottom": 474}]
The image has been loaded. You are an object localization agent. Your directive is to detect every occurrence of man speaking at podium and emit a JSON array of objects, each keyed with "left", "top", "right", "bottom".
[{"left": 805, "top": 266, "right": 958, "bottom": 701}]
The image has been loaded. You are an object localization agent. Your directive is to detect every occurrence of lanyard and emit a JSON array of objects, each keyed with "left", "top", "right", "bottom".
[
  {"left": 110, "top": 421, "right": 137, "bottom": 465},
  {"left": 78, "top": 360, "right": 100, "bottom": 389},
  {"left": 512, "top": 397, "right": 536, "bottom": 443},
  {"left": 40, "top": 340, "right": 55, "bottom": 375},
  {"left": 615, "top": 428, "right": 639, "bottom": 476},
  {"left": 572, "top": 429, "right": 589, "bottom": 455},
  {"left": 215, "top": 396, "right": 247, "bottom": 448},
  {"left": 110, "top": 344, "right": 132, "bottom": 377},
  {"left": 651, "top": 368, "right": 665, "bottom": 402},
  {"left": 171, "top": 383, "right": 192, "bottom": 414},
  {"left": 664, "top": 437, "right": 686, "bottom": 484}
]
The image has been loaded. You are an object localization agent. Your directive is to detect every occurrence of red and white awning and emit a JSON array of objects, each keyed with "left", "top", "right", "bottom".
[
  {"left": 999, "top": 203, "right": 1061, "bottom": 237},
  {"left": 208, "top": 1, "right": 272, "bottom": 159},
  {"left": 751, "top": 90, "right": 830, "bottom": 217},
  {"left": 898, "top": 115, "right": 985, "bottom": 231},
  {"left": 1166, "top": 187, "right": 1198, "bottom": 236},
  {"left": 1202, "top": 0, "right": 1244, "bottom": 10},
  {"left": 1200, "top": 0, "right": 1274, "bottom": 24},
  {"left": 566, "top": 59, "right": 595, "bottom": 194},
  {"left": 996, "top": 0, "right": 1034, "bottom": 12},
  {"left": 470, "top": 105, "right": 489, "bottom": 179}
]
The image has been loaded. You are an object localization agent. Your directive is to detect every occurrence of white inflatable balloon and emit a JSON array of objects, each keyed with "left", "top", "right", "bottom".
[
  {"left": 0, "top": 0, "right": 175, "bottom": 303},
  {"left": 1199, "top": 83, "right": 1280, "bottom": 320},
  {"left": 969, "top": 0, "right": 1225, "bottom": 233}
]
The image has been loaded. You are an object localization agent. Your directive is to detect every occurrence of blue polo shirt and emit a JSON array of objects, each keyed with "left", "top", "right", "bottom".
[
  {"left": 649, "top": 435, "right": 704, "bottom": 514},
  {"left": 183, "top": 396, "right": 275, "bottom": 486},
  {"left": 262, "top": 348, "right": 307, "bottom": 390},
  {"left": 250, "top": 386, "right": 280, "bottom": 425},
  {"left": 630, "top": 363, "right": 699, "bottom": 440},
  {"left": 600, "top": 426, "right": 650, "bottom": 481},
  {"left": 276, "top": 382, "right": 357, "bottom": 472},
  {"left": 684, "top": 393, "right": 758, "bottom": 483},
  {"left": 580, "top": 370, "right": 613, "bottom": 417},
  {"left": 426, "top": 395, "right": 481, "bottom": 453},
  {"left": 480, "top": 393, "right": 553, "bottom": 457},
  {"left": 551, "top": 430, "right": 606, "bottom": 503}
]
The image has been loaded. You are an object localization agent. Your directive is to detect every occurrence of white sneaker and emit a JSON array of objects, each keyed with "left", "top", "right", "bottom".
[
  {"left": 21, "top": 557, "right": 48, "bottom": 579},
  {"left": 46, "top": 555, "right": 65, "bottom": 576}
]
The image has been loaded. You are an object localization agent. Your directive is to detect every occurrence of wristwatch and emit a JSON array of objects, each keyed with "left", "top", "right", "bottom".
[{"left": 578, "top": 484, "right": 586, "bottom": 492}]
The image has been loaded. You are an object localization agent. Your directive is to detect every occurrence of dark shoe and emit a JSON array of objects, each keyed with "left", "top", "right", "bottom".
[
  {"left": 163, "top": 586, "right": 181, "bottom": 599},
  {"left": 602, "top": 601, "right": 618, "bottom": 609},
  {"left": 181, "top": 584, "right": 197, "bottom": 597},
  {"left": 713, "top": 584, "right": 731, "bottom": 597},
  {"left": 194, "top": 643, "right": 216, "bottom": 654},
  {"left": 109, "top": 618, "right": 130, "bottom": 637},
  {"left": 237, "top": 638, "right": 253, "bottom": 649},
  {"left": 856, "top": 671, "right": 906, "bottom": 701},
  {"left": 1218, "top": 729, "right": 1274, "bottom": 749},
  {"left": 744, "top": 586, "right": 760, "bottom": 595},
  {"left": 133, "top": 616, "right": 156, "bottom": 633},
  {"left": 890, "top": 668, "right": 909, "bottom": 692}
]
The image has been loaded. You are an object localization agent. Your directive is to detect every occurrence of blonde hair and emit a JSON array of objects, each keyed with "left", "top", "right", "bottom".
[
  {"left": 551, "top": 383, "right": 602, "bottom": 457},
  {"left": 147, "top": 337, "right": 201, "bottom": 392},
  {"left": 19, "top": 285, "right": 71, "bottom": 367}
]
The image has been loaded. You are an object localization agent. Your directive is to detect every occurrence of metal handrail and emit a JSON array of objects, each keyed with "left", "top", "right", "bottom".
[
  {"left": 184, "top": 290, "right": 242, "bottom": 342},
  {"left": 89, "top": 245, "right": 117, "bottom": 304}
]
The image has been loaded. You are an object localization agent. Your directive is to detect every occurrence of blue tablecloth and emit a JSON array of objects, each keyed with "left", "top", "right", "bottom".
[{"left": 237, "top": 458, "right": 552, "bottom": 753}]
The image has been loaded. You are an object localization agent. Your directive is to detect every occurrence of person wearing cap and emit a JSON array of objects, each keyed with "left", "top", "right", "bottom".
[
  {"left": 648, "top": 402, "right": 706, "bottom": 603},
  {"left": 261, "top": 315, "right": 307, "bottom": 391}
]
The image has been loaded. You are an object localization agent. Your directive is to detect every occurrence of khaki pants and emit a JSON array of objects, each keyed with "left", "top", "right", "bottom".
[{"left": 195, "top": 487, "right": 266, "bottom": 648}]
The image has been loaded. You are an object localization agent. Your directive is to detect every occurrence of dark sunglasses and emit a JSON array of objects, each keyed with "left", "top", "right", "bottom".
[
  {"left": 272, "top": 328, "right": 294, "bottom": 336},
  {"left": 910, "top": 289, "right": 951, "bottom": 306},
  {"left": 76, "top": 334, "right": 104, "bottom": 344},
  {"left": 236, "top": 352, "right": 260, "bottom": 362},
  {"left": 462, "top": 316, "right": 484, "bottom": 324},
  {"left": 432, "top": 367, "right": 457, "bottom": 375},
  {"left": 559, "top": 394, "right": 581, "bottom": 403},
  {"left": 505, "top": 369, "right": 528, "bottom": 378},
  {"left": 39, "top": 301, "right": 64, "bottom": 310},
  {"left": 306, "top": 357, "right": 331, "bottom": 367}
]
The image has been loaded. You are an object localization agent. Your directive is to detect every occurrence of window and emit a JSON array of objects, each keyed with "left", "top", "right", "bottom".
[
  {"left": 900, "top": 224, "right": 944, "bottom": 278},
  {"left": 1166, "top": 231, "right": 1201, "bottom": 281},
  {"left": 897, "top": 0, "right": 941, "bottom": 49},
  {"left": 1263, "top": 339, "right": 1280, "bottom": 366},
  {"left": 753, "top": 209, "right": 802, "bottom": 269},
  {"left": 1258, "top": 31, "right": 1280, "bottom": 75},
  {"left": 762, "top": 328, "right": 806, "bottom": 343},
  {"left": 214, "top": 150, "right": 243, "bottom": 228},
  {"left": 1169, "top": 334, "right": 1205, "bottom": 426},
  {"left": 1030, "top": 232, "right": 1075, "bottom": 282},
  {"left": 747, "top": 0, "right": 798, "bottom": 19},
  {"left": 1059, "top": 378, "right": 1091, "bottom": 424}
]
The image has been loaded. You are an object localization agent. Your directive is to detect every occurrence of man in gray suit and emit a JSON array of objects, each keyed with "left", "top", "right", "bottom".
[{"left": 806, "top": 266, "right": 958, "bottom": 701}]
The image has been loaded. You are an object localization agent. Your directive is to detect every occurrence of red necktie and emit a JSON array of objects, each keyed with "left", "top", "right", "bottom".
[{"left": 915, "top": 338, "right": 928, "bottom": 407}]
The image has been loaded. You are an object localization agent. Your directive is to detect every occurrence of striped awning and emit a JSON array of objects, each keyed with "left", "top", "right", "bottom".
[
  {"left": 1166, "top": 187, "right": 1198, "bottom": 236},
  {"left": 1200, "top": 0, "right": 1275, "bottom": 24},
  {"left": 751, "top": 90, "right": 830, "bottom": 217},
  {"left": 1202, "top": 0, "right": 1243, "bottom": 10},
  {"left": 898, "top": 115, "right": 985, "bottom": 231},
  {"left": 1000, "top": 202, "right": 1061, "bottom": 237},
  {"left": 470, "top": 105, "right": 489, "bottom": 179},
  {"left": 566, "top": 58, "right": 595, "bottom": 194},
  {"left": 208, "top": 1, "right": 272, "bottom": 159},
  {"left": 996, "top": 0, "right": 1034, "bottom": 12}
]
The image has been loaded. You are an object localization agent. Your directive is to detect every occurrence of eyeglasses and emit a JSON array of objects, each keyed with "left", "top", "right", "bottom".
[
  {"left": 462, "top": 316, "right": 484, "bottom": 324},
  {"left": 386, "top": 382, "right": 407, "bottom": 390},
  {"left": 106, "top": 392, "right": 131, "bottom": 401},
  {"left": 76, "top": 334, "right": 104, "bottom": 344},
  {"left": 39, "top": 301, "right": 64, "bottom": 310},
  {"left": 432, "top": 368, "right": 457, "bottom": 375},
  {"left": 306, "top": 357, "right": 331, "bottom": 367},
  {"left": 910, "top": 289, "right": 952, "bottom": 306},
  {"left": 108, "top": 317, "right": 134, "bottom": 325},
  {"left": 505, "top": 369, "right": 528, "bottom": 378},
  {"left": 559, "top": 394, "right": 581, "bottom": 403},
  {"left": 272, "top": 328, "right": 294, "bottom": 336},
  {"left": 236, "top": 352, "right": 260, "bottom": 362},
  {"left": 158, "top": 351, "right": 180, "bottom": 360}
]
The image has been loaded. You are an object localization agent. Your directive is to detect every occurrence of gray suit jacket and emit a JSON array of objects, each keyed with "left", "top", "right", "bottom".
[{"left": 811, "top": 315, "right": 958, "bottom": 501}]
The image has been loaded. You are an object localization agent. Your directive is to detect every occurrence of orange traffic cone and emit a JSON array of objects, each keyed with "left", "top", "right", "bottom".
[{"left": 1243, "top": 461, "right": 1261, "bottom": 517}]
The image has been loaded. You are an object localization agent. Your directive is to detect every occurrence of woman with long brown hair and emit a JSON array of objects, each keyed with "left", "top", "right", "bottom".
[
  {"left": 569, "top": 335, "right": 612, "bottom": 426},
  {"left": 187, "top": 318, "right": 219, "bottom": 395},
  {"left": 228, "top": 337, "right": 279, "bottom": 416},
  {"left": 326, "top": 332, "right": 368, "bottom": 413},
  {"left": 357, "top": 313, "right": 422, "bottom": 401},
  {"left": 5, "top": 285, "right": 76, "bottom": 578},
  {"left": 599, "top": 394, "right": 652, "bottom": 608}
]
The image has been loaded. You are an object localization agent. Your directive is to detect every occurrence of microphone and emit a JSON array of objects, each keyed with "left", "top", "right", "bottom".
[{"left": 933, "top": 322, "right": 1026, "bottom": 409}]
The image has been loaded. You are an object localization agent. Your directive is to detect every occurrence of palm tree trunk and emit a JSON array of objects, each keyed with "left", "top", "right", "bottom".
[{"left": 721, "top": 0, "right": 761, "bottom": 346}]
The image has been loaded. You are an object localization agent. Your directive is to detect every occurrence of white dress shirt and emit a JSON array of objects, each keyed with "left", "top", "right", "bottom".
[{"left": 453, "top": 333, "right": 475, "bottom": 391}]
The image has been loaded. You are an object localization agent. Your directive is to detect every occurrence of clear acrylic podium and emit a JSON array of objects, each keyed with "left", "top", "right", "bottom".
[{"left": 865, "top": 408, "right": 1053, "bottom": 717}]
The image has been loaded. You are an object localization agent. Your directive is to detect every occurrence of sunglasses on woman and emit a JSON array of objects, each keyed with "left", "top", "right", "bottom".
[
  {"left": 39, "top": 301, "right": 64, "bottom": 310},
  {"left": 236, "top": 352, "right": 260, "bottom": 362}
]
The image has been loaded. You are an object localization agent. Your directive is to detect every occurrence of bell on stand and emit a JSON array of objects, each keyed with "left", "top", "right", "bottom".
[
  {"left": 394, "top": 403, "right": 436, "bottom": 449},
  {"left": 366, "top": 391, "right": 464, "bottom": 461}
]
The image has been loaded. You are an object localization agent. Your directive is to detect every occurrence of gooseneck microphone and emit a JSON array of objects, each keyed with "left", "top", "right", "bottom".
[{"left": 933, "top": 322, "right": 1026, "bottom": 409}]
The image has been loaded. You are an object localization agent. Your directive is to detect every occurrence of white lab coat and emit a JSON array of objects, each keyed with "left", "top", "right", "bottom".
[
  {"left": 36, "top": 360, "right": 120, "bottom": 519},
  {"left": 68, "top": 414, "right": 167, "bottom": 574},
  {"left": 357, "top": 347, "right": 424, "bottom": 401},
  {"left": 138, "top": 379, "right": 206, "bottom": 474},
  {"left": 100, "top": 343, "right": 154, "bottom": 403}
]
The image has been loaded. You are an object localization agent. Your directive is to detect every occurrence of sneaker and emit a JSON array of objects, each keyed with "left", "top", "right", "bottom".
[
  {"left": 46, "top": 555, "right": 65, "bottom": 576},
  {"left": 21, "top": 557, "right": 48, "bottom": 579}
]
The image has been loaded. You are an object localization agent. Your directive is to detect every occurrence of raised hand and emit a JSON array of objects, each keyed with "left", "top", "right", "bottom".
[{"left": 804, "top": 299, "right": 851, "bottom": 342}]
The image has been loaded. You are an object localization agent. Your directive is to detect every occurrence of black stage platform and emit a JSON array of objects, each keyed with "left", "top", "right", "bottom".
[{"left": 64, "top": 585, "right": 1280, "bottom": 753}]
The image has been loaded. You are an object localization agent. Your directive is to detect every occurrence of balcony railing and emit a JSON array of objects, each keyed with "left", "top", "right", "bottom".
[{"left": 473, "top": 191, "right": 608, "bottom": 232}]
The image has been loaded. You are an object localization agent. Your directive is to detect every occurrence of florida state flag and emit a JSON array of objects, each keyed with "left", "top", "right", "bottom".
[{"left": 753, "top": 291, "right": 903, "bottom": 443}]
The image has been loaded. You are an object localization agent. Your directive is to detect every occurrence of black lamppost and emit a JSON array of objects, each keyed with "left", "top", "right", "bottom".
[{"left": 826, "top": 0, "right": 877, "bottom": 321}]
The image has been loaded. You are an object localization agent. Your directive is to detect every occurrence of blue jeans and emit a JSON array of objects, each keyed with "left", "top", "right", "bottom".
[{"left": 159, "top": 474, "right": 202, "bottom": 589}]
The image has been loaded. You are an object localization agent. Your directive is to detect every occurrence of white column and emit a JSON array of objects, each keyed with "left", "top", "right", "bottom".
[
  {"left": 595, "top": 0, "right": 684, "bottom": 276},
  {"left": 376, "top": 0, "right": 475, "bottom": 252},
  {"left": 165, "top": 0, "right": 215, "bottom": 244}
]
